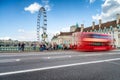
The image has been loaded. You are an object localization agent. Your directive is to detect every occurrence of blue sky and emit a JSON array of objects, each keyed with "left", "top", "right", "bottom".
[{"left": 1, "top": 0, "right": 120, "bottom": 41}]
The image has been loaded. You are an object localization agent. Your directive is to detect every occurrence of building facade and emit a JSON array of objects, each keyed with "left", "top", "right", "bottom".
[
  {"left": 51, "top": 14, "right": 120, "bottom": 48},
  {"left": 51, "top": 32, "right": 73, "bottom": 45}
]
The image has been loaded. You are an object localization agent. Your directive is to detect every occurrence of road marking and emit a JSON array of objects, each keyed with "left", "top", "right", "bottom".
[
  {"left": 69, "top": 55, "right": 72, "bottom": 58},
  {"left": 0, "top": 51, "right": 120, "bottom": 58},
  {"left": 107, "top": 61, "right": 120, "bottom": 66},
  {"left": 0, "top": 59, "right": 21, "bottom": 63},
  {"left": 0, "top": 52, "right": 63, "bottom": 57},
  {"left": 0, "top": 58, "right": 120, "bottom": 76},
  {"left": 43, "top": 55, "right": 72, "bottom": 59},
  {"left": 47, "top": 57, "right": 50, "bottom": 59},
  {"left": 0, "top": 53, "right": 119, "bottom": 62},
  {"left": 16, "top": 59, "right": 21, "bottom": 62},
  {"left": 41, "top": 53, "right": 119, "bottom": 59},
  {"left": 109, "top": 52, "right": 120, "bottom": 55}
]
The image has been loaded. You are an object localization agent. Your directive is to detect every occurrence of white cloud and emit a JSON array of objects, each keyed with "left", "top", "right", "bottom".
[
  {"left": 0, "top": 29, "right": 37, "bottom": 41},
  {"left": 42, "top": 0, "right": 51, "bottom": 11},
  {"left": 60, "top": 27, "right": 70, "bottom": 32},
  {"left": 0, "top": 28, "right": 69, "bottom": 41},
  {"left": 92, "top": 0, "right": 120, "bottom": 22},
  {"left": 42, "top": 0, "right": 49, "bottom": 4},
  {"left": 18, "top": 29, "right": 25, "bottom": 32},
  {"left": 92, "top": 14, "right": 101, "bottom": 20},
  {"left": 24, "top": 1, "right": 51, "bottom": 14},
  {"left": 0, "top": 37, "right": 11, "bottom": 40},
  {"left": 24, "top": 2, "right": 42, "bottom": 14},
  {"left": 17, "top": 29, "right": 53, "bottom": 41},
  {"left": 45, "top": 4, "right": 51, "bottom": 11},
  {"left": 89, "top": 0, "right": 96, "bottom": 4},
  {"left": 17, "top": 30, "right": 37, "bottom": 41},
  {"left": 0, "top": 29, "right": 54, "bottom": 41}
]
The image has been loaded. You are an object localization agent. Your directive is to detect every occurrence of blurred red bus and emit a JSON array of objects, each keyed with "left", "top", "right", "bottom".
[{"left": 72, "top": 32, "right": 113, "bottom": 51}]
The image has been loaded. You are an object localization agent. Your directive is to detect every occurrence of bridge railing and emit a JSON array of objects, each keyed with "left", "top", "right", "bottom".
[{"left": 0, "top": 46, "right": 40, "bottom": 53}]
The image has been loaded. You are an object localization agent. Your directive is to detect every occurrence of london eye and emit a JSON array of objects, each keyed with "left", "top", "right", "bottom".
[{"left": 37, "top": 7, "right": 47, "bottom": 42}]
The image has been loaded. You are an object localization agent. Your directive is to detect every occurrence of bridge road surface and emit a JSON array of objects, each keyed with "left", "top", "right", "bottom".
[{"left": 0, "top": 50, "right": 120, "bottom": 80}]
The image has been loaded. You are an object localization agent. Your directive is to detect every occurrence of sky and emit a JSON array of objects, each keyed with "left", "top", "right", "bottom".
[{"left": 1, "top": 0, "right": 120, "bottom": 41}]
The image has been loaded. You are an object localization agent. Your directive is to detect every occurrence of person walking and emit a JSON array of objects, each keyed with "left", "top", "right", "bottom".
[
  {"left": 33, "top": 43, "right": 37, "bottom": 51},
  {"left": 18, "top": 42, "right": 21, "bottom": 52},
  {"left": 21, "top": 42, "right": 25, "bottom": 52}
]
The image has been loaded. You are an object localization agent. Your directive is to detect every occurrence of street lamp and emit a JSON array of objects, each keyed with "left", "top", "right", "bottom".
[
  {"left": 112, "top": 25, "right": 120, "bottom": 48},
  {"left": 109, "top": 26, "right": 115, "bottom": 48},
  {"left": 112, "top": 29, "right": 115, "bottom": 48}
]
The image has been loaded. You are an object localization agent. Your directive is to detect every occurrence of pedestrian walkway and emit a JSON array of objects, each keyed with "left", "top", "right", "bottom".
[{"left": 111, "top": 49, "right": 120, "bottom": 51}]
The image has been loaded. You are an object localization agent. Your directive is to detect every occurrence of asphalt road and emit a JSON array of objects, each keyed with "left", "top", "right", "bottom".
[{"left": 0, "top": 50, "right": 120, "bottom": 80}]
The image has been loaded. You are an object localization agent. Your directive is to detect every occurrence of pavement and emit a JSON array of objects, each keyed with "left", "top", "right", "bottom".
[
  {"left": 0, "top": 50, "right": 120, "bottom": 80},
  {"left": 111, "top": 48, "right": 120, "bottom": 51}
]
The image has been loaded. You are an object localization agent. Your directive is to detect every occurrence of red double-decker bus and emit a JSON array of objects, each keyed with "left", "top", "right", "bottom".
[{"left": 72, "top": 32, "right": 113, "bottom": 51}]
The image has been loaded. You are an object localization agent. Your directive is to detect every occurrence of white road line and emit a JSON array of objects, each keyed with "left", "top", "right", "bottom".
[
  {"left": 16, "top": 59, "right": 21, "bottom": 62},
  {"left": 109, "top": 52, "right": 120, "bottom": 54},
  {"left": 107, "top": 61, "right": 120, "bottom": 66},
  {"left": 77, "top": 53, "right": 120, "bottom": 57},
  {"left": 41, "top": 53, "right": 119, "bottom": 59},
  {"left": 1, "top": 52, "right": 120, "bottom": 58},
  {"left": 0, "top": 58, "right": 120, "bottom": 76},
  {"left": 0, "top": 59, "right": 21, "bottom": 63},
  {"left": 42, "top": 55, "right": 72, "bottom": 59},
  {"left": 0, "top": 53, "right": 119, "bottom": 62},
  {"left": 0, "top": 52, "right": 63, "bottom": 57}
]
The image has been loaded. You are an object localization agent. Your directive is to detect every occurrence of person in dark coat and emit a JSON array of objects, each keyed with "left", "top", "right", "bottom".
[
  {"left": 21, "top": 42, "right": 25, "bottom": 51},
  {"left": 18, "top": 42, "right": 21, "bottom": 52}
]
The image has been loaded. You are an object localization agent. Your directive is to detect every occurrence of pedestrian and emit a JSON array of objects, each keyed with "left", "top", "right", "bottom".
[
  {"left": 33, "top": 43, "right": 36, "bottom": 51},
  {"left": 21, "top": 42, "right": 25, "bottom": 52},
  {"left": 43, "top": 44, "right": 46, "bottom": 50},
  {"left": 39, "top": 43, "right": 43, "bottom": 51},
  {"left": 18, "top": 42, "right": 21, "bottom": 52}
]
